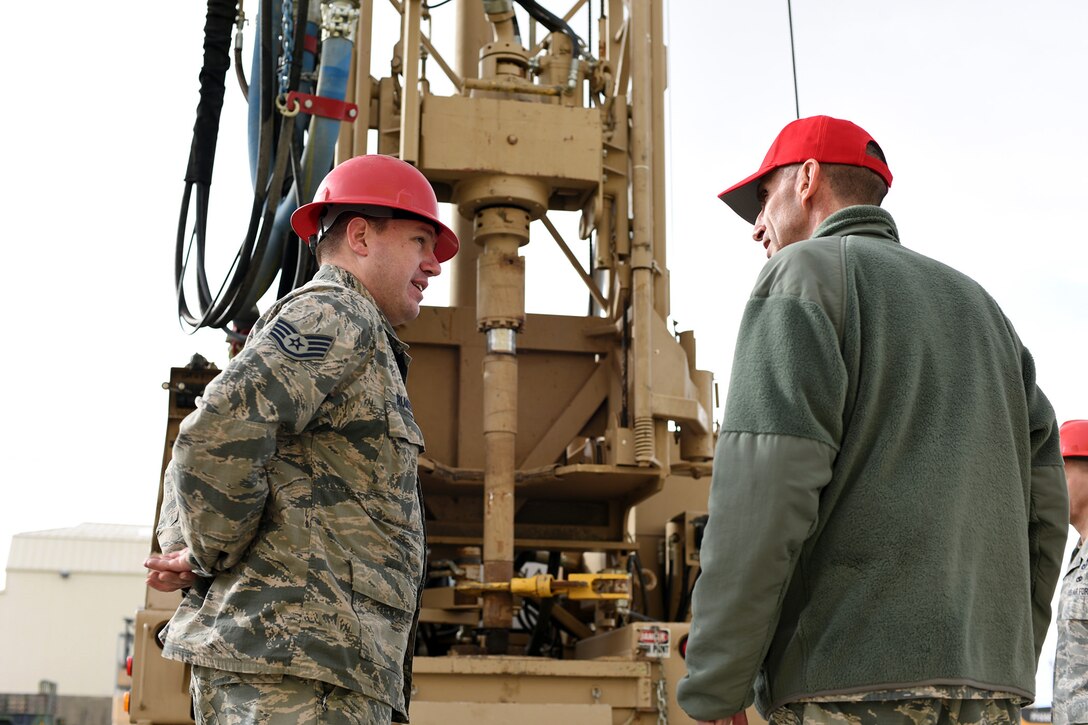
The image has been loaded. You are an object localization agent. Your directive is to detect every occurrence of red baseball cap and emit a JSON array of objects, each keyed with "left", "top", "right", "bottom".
[
  {"left": 718, "top": 115, "right": 893, "bottom": 224},
  {"left": 1061, "top": 419, "right": 1088, "bottom": 458}
]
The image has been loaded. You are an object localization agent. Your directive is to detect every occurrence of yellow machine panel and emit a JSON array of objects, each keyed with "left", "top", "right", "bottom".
[{"left": 420, "top": 95, "right": 603, "bottom": 191}]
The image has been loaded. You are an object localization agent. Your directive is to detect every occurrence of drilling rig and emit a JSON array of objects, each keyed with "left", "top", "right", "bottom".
[{"left": 126, "top": 1, "right": 752, "bottom": 722}]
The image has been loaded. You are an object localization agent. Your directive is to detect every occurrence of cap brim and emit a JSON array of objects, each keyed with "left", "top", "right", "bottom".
[{"left": 717, "top": 168, "right": 767, "bottom": 226}]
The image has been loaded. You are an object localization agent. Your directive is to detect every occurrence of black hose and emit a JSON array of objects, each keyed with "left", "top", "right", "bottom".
[
  {"left": 675, "top": 565, "right": 692, "bottom": 622},
  {"left": 176, "top": 0, "right": 311, "bottom": 333},
  {"left": 513, "top": 0, "right": 585, "bottom": 59},
  {"left": 627, "top": 550, "right": 649, "bottom": 616},
  {"left": 175, "top": 0, "right": 235, "bottom": 328},
  {"left": 184, "top": 0, "right": 235, "bottom": 193}
]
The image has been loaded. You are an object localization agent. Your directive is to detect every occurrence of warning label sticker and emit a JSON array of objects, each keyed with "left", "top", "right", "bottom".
[{"left": 636, "top": 625, "right": 671, "bottom": 658}]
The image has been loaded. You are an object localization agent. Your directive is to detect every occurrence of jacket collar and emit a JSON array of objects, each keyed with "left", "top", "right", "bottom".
[
  {"left": 316, "top": 263, "right": 413, "bottom": 379},
  {"left": 813, "top": 205, "right": 900, "bottom": 243},
  {"left": 315, "top": 262, "right": 367, "bottom": 297}
]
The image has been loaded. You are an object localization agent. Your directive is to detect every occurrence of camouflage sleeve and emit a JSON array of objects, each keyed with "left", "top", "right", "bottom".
[
  {"left": 171, "top": 290, "right": 373, "bottom": 575},
  {"left": 1021, "top": 345, "right": 1070, "bottom": 663},
  {"left": 1053, "top": 546, "right": 1088, "bottom": 725},
  {"left": 155, "top": 464, "right": 187, "bottom": 554}
]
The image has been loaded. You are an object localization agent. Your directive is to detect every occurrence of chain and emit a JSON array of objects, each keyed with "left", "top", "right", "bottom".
[
  {"left": 655, "top": 667, "right": 669, "bottom": 725},
  {"left": 278, "top": 0, "right": 295, "bottom": 98}
]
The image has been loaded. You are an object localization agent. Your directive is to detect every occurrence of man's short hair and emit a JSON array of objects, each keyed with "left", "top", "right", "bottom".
[
  {"left": 823, "top": 143, "right": 890, "bottom": 206},
  {"left": 314, "top": 214, "right": 389, "bottom": 265}
]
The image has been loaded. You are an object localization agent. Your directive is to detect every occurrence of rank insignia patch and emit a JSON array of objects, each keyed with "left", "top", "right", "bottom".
[{"left": 270, "top": 319, "right": 334, "bottom": 360}]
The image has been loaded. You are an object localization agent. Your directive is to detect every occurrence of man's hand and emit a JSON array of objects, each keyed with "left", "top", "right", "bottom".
[
  {"left": 145, "top": 547, "right": 197, "bottom": 592},
  {"left": 697, "top": 712, "right": 749, "bottom": 725}
]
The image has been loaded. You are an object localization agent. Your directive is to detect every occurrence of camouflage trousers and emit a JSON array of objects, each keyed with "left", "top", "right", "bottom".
[
  {"left": 768, "top": 698, "right": 1022, "bottom": 725},
  {"left": 190, "top": 665, "right": 393, "bottom": 725}
]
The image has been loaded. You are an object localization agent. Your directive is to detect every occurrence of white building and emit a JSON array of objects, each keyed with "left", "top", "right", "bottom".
[{"left": 0, "top": 523, "right": 150, "bottom": 697}]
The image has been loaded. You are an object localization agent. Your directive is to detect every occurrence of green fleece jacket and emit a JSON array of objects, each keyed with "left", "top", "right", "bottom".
[{"left": 676, "top": 206, "right": 1069, "bottom": 720}]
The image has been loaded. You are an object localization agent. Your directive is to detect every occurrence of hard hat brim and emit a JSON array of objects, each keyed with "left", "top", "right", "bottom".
[{"left": 291, "top": 201, "right": 459, "bottom": 263}]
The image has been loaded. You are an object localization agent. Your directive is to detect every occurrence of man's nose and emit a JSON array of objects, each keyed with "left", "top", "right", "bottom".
[
  {"left": 422, "top": 249, "right": 441, "bottom": 276},
  {"left": 752, "top": 222, "right": 766, "bottom": 243}
]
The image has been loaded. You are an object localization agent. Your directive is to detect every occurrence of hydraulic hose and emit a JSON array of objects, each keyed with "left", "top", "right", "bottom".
[
  {"left": 512, "top": 0, "right": 587, "bottom": 89},
  {"left": 513, "top": 0, "right": 580, "bottom": 53},
  {"left": 175, "top": 0, "right": 236, "bottom": 325},
  {"left": 176, "top": 0, "right": 312, "bottom": 333},
  {"left": 285, "top": 19, "right": 355, "bottom": 292},
  {"left": 277, "top": 14, "right": 354, "bottom": 298},
  {"left": 237, "top": 6, "right": 326, "bottom": 315}
]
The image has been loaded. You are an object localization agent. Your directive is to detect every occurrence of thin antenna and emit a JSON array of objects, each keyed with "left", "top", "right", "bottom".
[{"left": 787, "top": 0, "right": 800, "bottom": 119}]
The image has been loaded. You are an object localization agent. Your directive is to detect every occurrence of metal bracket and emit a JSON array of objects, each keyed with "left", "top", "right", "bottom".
[{"left": 282, "top": 91, "right": 360, "bottom": 122}]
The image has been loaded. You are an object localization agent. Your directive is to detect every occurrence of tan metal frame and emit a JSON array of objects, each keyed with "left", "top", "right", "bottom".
[{"left": 131, "top": 1, "right": 718, "bottom": 721}]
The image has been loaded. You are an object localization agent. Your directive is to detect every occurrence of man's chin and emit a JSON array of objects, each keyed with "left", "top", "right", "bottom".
[{"left": 393, "top": 303, "right": 422, "bottom": 327}]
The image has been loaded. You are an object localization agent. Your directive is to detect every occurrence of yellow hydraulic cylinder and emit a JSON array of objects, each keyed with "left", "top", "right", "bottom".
[{"left": 457, "top": 572, "right": 632, "bottom": 601}]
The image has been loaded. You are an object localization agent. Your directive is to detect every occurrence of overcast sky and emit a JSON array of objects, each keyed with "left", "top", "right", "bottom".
[{"left": 2, "top": 0, "right": 1084, "bottom": 700}]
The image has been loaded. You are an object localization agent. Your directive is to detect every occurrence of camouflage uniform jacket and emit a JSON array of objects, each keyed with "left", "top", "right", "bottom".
[
  {"left": 157, "top": 264, "right": 426, "bottom": 722},
  {"left": 1053, "top": 540, "right": 1088, "bottom": 725}
]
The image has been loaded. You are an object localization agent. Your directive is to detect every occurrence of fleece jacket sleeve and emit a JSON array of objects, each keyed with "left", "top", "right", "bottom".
[
  {"left": 1021, "top": 346, "right": 1070, "bottom": 663},
  {"left": 676, "top": 289, "right": 846, "bottom": 721}
]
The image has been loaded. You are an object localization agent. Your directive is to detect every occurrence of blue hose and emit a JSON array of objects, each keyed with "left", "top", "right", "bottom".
[
  {"left": 241, "top": 1, "right": 339, "bottom": 312},
  {"left": 247, "top": 0, "right": 319, "bottom": 186},
  {"left": 270, "top": 28, "right": 353, "bottom": 247}
]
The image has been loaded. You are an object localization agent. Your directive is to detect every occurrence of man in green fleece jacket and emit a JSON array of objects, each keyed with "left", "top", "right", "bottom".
[{"left": 676, "top": 116, "right": 1069, "bottom": 725}]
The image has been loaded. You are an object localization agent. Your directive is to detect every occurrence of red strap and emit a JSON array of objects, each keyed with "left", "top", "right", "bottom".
[{"left": 285, "top": 92, "right": 360, "bottom": 122}]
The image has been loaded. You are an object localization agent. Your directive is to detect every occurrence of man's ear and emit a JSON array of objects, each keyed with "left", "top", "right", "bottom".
[
  {"left": 797, "top": 159, "right": 821, "bottom": 204},
  {"left": 344, "top": 216, "right": 371, "bottom": 256}
]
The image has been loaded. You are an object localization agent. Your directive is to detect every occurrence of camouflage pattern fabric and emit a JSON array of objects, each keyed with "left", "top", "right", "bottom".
[
  {"left": 768, "top": 697, "right": 1021, "bottom": 724},
  {"left": 157, "top": 264, "right": 426, "bottom": 722},
  {"left": 796, "top": 686, "right": 1022, "bottom": 703},
  {"left": 190, "top": 665, "right": 393, "bottom": 724},
  {"left": 1053, "top": 541, "right": 1088, "bottom": 725}
]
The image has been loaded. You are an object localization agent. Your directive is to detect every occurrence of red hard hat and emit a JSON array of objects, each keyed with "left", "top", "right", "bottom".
[
  {"left": 1061, "top": 419, "right": 1088, "bottom": 458},
  {"left": 291, "top": 154, "right": 459, "bottom": 263}
]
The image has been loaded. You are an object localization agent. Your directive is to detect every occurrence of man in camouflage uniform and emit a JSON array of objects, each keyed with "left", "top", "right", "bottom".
[
  {"left": 675, "top": 117, "right": 1069, "bottom": 725},
  {"left": 1054, "top": 419, "right": 1088, "bottom": 725},
  {"left": 144, "top": 154, "right": 459, "bottom": 724}
]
